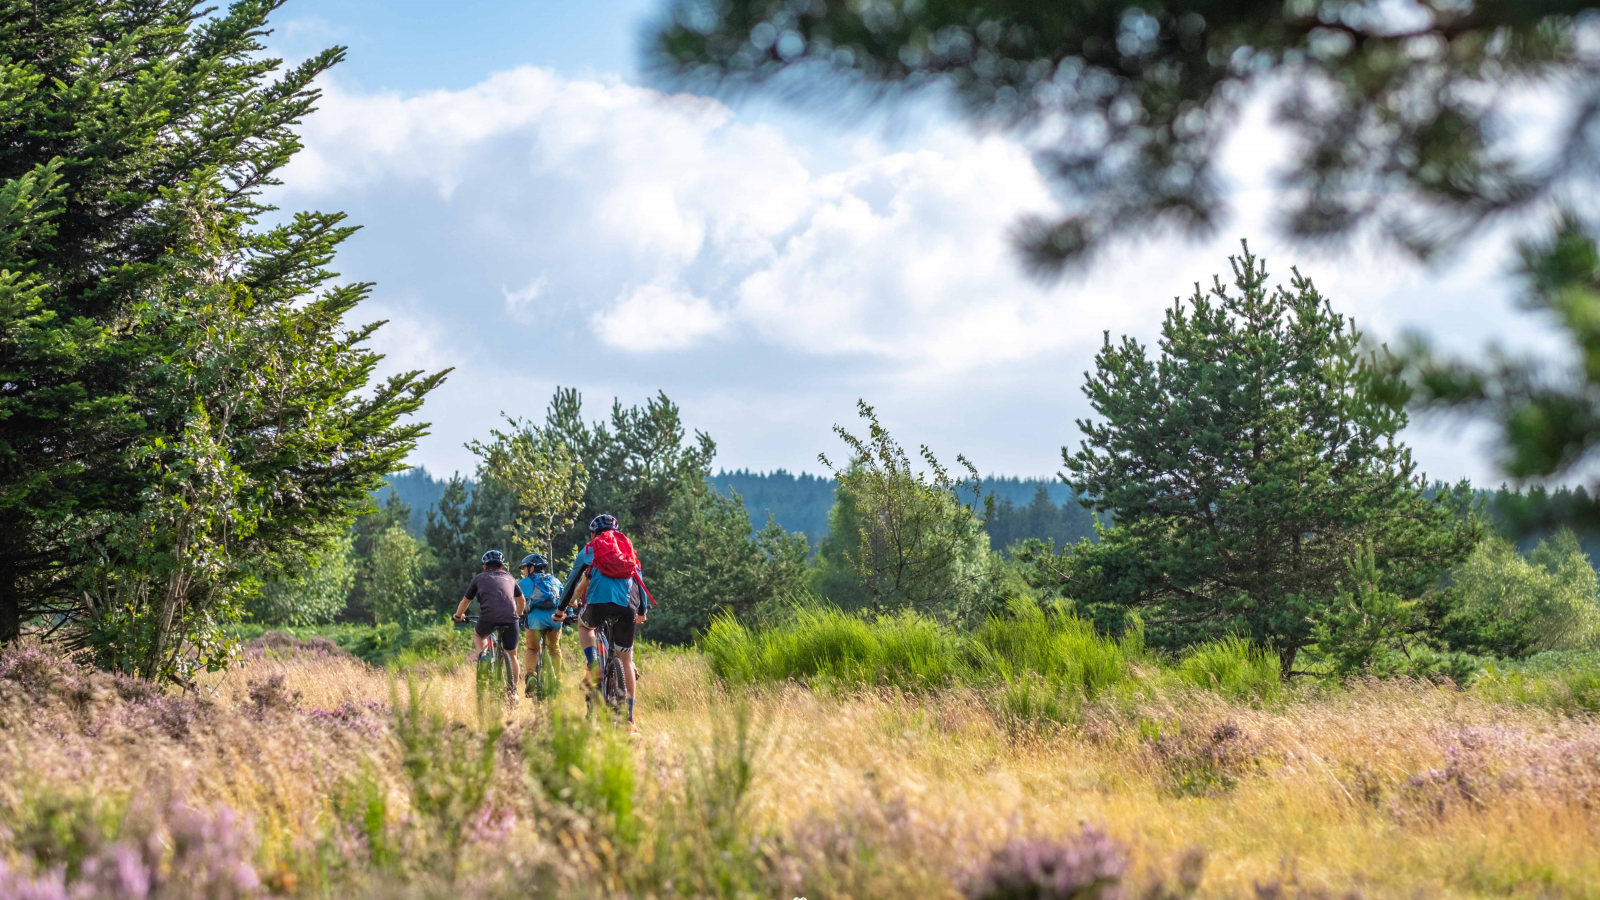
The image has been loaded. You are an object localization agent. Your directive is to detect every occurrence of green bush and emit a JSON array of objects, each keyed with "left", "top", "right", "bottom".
[
  {"left": 967, "top": 599, "right": 1135, "bottom": 699},
  {"left": 234, "top": 621, "right": 470, "bottom": 668},
  {"left": 701, "top": 607, "right": 959, "bottom": 690},
  {"left": 1173, "top": 637, "right": 1282, "bottom": 700},
  {"left": 1473, "top": 654, "right": 1600, "bottom": 714}
]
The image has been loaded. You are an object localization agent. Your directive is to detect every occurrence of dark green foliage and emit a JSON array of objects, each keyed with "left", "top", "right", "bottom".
[
  {"left": 344, "top": 492, "right": 413, "bottom": 623},
  {"left": 643, "top": 488, "right": 811, "bottom": 645},
  {"left": 985, "top": 484, "right": 1100, "bottom": 557},
  {"left": 544, "top": 387, "right": 716, "bottom": 558},
  {"left": 1039, "top": 246, "right": 1480, "bottom": 672},
  {"left": 709, "top": 468, "right": 836, "bottom": 542},
  {"left": 0, "top": 0, "right": 441, "bottom": 680}
]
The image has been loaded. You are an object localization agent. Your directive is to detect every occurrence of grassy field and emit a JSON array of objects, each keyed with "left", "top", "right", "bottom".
[{"left": 1, "top": 621, "right": 1598, "bottom": 899}]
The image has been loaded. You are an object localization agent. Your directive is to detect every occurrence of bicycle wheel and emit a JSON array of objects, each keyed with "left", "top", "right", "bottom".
[
  {"left": 532, "top": 648, "right": 547, "bottom": 700},
  {"left": 603, "top": 655, "right": 627, "bottom": 710},
  {"left": 499, "top": 649, "right": 517, "bottom": 697}
]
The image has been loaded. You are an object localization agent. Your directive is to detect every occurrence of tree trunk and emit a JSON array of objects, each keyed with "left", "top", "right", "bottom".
[
  {"left": 1278, "top": 643, "right": 1299, "bottom": 681},
  {"left": 0, "top": 556, "right": 17, "bottom": 644}
]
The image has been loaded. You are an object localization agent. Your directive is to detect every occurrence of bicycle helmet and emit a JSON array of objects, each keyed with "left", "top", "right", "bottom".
[
  {"left": 520, "top": 553, "right": 548, "bottom": 571},
  {"left": 589, "top": 514, "right": 618, "bottom": 534},
  {"left": 480, "top": 549, "right": 506, "bottom": 567}
]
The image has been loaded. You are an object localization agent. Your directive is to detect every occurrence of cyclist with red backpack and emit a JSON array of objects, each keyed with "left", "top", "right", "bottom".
[{"left": 553, "top": 514, "right": 653, "bottom": 734}]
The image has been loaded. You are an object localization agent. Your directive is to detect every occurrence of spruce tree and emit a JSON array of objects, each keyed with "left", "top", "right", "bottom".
[
  {"left": 1051, "top": 245, "right": 1480, "bottom": 672},
  {"left": 0, "top": 1, "right": 442, "bottom": 677}
]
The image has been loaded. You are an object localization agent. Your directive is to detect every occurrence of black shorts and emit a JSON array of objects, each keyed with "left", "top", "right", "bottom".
[
  {"left": 579, "top": 602, "right": 635, "bottom": 652},
  {"left": 475, "top": 619, "right": 519, "bottom": 652}
]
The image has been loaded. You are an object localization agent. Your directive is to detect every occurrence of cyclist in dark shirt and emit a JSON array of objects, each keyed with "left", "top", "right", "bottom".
[{"left": 452, "top": 550, "right": 526, "bottom": 683}]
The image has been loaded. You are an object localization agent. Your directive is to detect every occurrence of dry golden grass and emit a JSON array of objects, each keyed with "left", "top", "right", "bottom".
[{"left": 2, "top": 641, "right": 1598, "bottom": 899}]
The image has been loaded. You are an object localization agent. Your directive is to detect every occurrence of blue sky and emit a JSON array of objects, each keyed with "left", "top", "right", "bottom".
[{"left": 265, "top": 0, "right": 1565, "bottom": 487}]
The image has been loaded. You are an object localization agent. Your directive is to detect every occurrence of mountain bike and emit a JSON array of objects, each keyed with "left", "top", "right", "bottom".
[
  {"left": 584, "top": 615, "right": 628, "bottom": 716},
  {"left": 528, "top": 624, "right": 560, "bottom": 701},
  {"left": 457, "top": 615, "right": 516, "bottom": 698}
]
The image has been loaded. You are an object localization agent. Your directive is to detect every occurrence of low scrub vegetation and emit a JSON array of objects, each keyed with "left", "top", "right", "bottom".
[{"left": 2, "top": 634, "right": 1599, "bottom": 899}]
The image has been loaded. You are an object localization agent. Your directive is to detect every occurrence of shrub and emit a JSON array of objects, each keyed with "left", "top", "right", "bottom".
[
  {"left": 963, "top": 827, "right": 1127, "bottom": 900},
  {"left": 1173, "top": 637, "right": 1281, "bottom": 700},
  {"left": 969, "top": 600, "right": 1134, "bottom": 700},
  {"left": 1144, "top": 720, "right": 1264, "bottom": 797},
  {"left": 701, "top": 607, "right": 960, "bottom": 690}
]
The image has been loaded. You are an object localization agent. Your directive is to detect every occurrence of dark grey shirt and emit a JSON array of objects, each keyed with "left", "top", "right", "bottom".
[{"left": 465, "top": 569, "right": 523, "bottom": 625}]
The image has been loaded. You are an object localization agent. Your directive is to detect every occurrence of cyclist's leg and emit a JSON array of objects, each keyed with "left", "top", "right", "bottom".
[
  {"left": 576, "top": 606, "right": 601, "bottom": 686},
  {"left": 522, "top": 632, "right": 540, "bottom": 694},
  {"left": 542, "top": 627, "right": 563, "bottom": 681},
  {"left": 604, "top": 607, "right": 639, "bottom": 725}
]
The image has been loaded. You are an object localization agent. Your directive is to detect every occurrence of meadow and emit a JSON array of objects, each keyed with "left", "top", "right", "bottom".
[{"left": 2, "top": 616, "right": 1598, "bottom": 900}]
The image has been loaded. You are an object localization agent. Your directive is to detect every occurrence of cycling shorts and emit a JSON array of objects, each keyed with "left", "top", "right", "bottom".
[
  {"left": 579, "top": 602, "right": 635, "bottom": 652},
  {"left": 475, "top": 619, "right": 519, "bottom": 651}
]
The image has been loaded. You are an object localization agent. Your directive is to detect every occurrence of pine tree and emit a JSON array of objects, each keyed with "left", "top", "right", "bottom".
[
  {"left": 1050, "top": 245, "right": 1480, "bottom": 672},
  {"left": 0, "top": 1, "right": 442, "bottom": 677}
]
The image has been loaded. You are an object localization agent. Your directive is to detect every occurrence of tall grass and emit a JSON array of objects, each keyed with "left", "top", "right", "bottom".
[
  {"left": 5, "top": 636, "right": 1600, "bottom": 899},
  {"left": 1171, "top": 636, "right": 1282, "bottom": 701},
  {"left": 701, "top": 607, "right": 959, "bottom": 689}
]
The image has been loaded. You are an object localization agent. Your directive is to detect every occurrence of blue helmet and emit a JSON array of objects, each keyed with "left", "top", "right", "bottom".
[
  {"left": 589, "top": 514, "right": 618, "bottom": 534},
  {"left": 481, "top": 549, "right": 506, "bottom": 567},
  {"left": 520, "top": 553, "right": 548, "bottom": 571}
]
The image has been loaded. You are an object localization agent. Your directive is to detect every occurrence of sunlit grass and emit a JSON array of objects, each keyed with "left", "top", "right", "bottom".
[{"left": 2, "top": 632, "right": 1599, "bottom": 899}]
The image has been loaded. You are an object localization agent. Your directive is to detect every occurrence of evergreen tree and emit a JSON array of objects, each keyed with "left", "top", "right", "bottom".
[
  {"left": 344, "top": 491, "right": 413, "bottom": 624},
  {"left": 642, "top": 487, "right": 811, "bottom": 645},
  {"left": 1041, "top": 245, "right": 1480, "bottom": 672},
  {"left": 423, "top": 476, "right": 479, "bottom": 614},
  {"left": 0, "top": 1, "right": 440, "bottom": 677}
]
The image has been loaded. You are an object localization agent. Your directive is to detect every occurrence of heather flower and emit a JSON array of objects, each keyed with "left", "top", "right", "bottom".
[
  {"left": 0, "top": 859, "right": 70, "bottom": 900},
  {"left": 964, "top": 827, "right": 1127, "bottom": 900}
]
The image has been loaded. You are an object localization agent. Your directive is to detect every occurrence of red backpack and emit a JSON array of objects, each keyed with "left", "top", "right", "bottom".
[{"left": 589, "top": 529, "right": 639, "bottom": 579}]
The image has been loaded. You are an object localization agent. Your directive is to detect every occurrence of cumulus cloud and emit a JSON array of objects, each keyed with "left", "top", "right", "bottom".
[
  {"left": 282, "top": 66, "right": 1090, "bottom": 373},
  {"left": 275, "top": 64, "right": 1551, "bottom": 482},
  {"left": 593, "top": 280, "right": 726, "bottom": 350}
]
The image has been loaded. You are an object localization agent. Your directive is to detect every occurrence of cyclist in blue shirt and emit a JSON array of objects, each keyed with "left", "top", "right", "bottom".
[
  {"left": 518, "top": 553, "right": 565, "bottom": 696},
  {"left": 553, "top": 514, "right": 648, "bottom": 734}
]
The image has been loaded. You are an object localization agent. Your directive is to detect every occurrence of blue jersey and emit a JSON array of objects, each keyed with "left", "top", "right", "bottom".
[{"left": 568, "top": 545, "right": 636, "bottom": 608}]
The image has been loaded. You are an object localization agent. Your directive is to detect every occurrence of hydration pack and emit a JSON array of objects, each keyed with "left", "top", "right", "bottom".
[{"left": 588, "top": 529, "right": 639, "bottom": 579}]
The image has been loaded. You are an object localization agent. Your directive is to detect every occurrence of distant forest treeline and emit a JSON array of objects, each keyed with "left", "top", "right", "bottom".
[
  {"left": 381, "top": 468, "right": 1600, "bottom": 561},
  {"left": 381, "top": 468, "right": 1101, "bottom": 553}
]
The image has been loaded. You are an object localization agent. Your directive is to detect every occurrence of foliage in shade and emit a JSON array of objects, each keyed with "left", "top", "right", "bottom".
[
  {"left": 245, "top": 532, "right": 355, "bottom": 627},
  {"left": 0, "top": 0, "right": 442, "bottom": 681},
  {"left": 1029, "top": 245, "right": 1480, "bottom": 672}
]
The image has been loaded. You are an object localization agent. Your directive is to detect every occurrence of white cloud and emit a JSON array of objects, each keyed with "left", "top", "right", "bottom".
[
  {"left": 592, "top": 280, "right": 727, "bottom": 350},
  {"left": 282, "top": 66, "right": 1089, "bottom": 372},
  {"left": 279, "top": 64, "right": 1564, "bottom": 484},
  {"left": 502, "top": 274, "right": 549, "bottom": 321}
]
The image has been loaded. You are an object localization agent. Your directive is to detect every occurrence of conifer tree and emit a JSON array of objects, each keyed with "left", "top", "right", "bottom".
[
  {"left": 1044, "top": 245, "right": 1480, "bottom": 672},
  {"left": 0, "top": 1, "right": 442, "bottom": 677}
]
